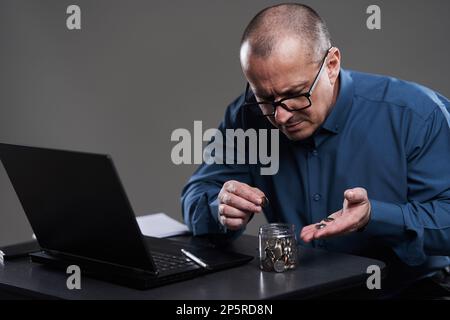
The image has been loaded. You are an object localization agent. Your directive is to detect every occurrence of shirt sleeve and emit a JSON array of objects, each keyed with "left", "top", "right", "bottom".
[
  {"left": 365, "top": 105, "right": 450, "bottom": 266},
  {"left": 181, "top": 95, "right": 254, "bottom": 239}
]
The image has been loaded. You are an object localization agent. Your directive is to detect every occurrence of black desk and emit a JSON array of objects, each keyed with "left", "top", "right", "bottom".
[{"left": 0, "top": 235, "right": 385, "bottom": 299}]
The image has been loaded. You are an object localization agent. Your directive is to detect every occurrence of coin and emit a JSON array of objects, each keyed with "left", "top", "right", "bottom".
[
  {"left": 274, "top": 260, "right": 285, "bottom": 273},
  {"left": 265, "top": 247, "right": 275, "bottom": 260},
  {"left": 260, "top": 196, "right": 269, "bottom": 208},
  {"left": 315, "top": 223, "right": 327, "bottom": 230},
  {"left": 267, "top": 238, "right": 276, "bottom": 247},
  {"left": 273, "top": 243, "right": 283, "bottom": 259},
  {"left": 261, "top": 257, "right": 273, "bottom": 271}
]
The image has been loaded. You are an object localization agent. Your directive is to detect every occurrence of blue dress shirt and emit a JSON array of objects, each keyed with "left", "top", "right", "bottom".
[{"left": 181, "top": 68, "right": 450, "bottom": 284}]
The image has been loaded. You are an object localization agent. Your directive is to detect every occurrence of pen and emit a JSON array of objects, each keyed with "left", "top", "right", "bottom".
[{"left": 181, "top": 249, "right": 211, "bottom": 270}]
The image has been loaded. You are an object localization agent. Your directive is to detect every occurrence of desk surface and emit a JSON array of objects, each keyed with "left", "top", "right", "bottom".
[{"left": 0, "top": 235, "right": 385, "bottom": 299}]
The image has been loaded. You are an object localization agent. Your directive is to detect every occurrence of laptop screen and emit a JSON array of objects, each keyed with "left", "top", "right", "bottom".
[{"left": 0, "top": 143, "right": 155, "bottom": 271}]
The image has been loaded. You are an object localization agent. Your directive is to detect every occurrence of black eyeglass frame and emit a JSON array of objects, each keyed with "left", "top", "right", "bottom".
[{"left": 242, "top": 47, "right": 332, "bottom": 117}]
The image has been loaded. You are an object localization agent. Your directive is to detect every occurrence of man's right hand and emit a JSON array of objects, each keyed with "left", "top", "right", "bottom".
[{"left": 217, "top": 180, "right": 267, "bottom": 230}]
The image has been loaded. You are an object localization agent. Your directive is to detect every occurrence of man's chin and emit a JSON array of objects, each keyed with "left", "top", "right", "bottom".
[{"left": 282, "top": 127, "right": 314, "bottom": 141}]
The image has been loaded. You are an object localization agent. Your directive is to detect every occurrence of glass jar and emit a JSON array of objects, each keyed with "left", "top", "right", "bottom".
[{"left": 258, "top": 223, "right": 298, "bottom": 272}]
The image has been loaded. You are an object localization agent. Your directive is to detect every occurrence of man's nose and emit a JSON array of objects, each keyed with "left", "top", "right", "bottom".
[{"left": 274, "top": 105, "right": 293, "bottom": 125}]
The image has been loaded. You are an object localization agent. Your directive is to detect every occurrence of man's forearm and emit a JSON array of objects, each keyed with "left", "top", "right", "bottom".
[{"left": 366, "top": 198, "right": 450, "bottom": 266}]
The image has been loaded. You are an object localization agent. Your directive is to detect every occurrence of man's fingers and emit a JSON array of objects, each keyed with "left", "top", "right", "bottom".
[
  {"left": 223, "top": 180, "right": 264, "bottom": 205},
  {"left": 300, "top": 222, "right": 343, "bottom": 242},
  {"left": 300, "top": 225, "right": 317, "bottom": 243},
  {"left": 218, "top": 180, "right": 266, "bottom": 231},
  {"left": 313, "top": 219, "right": 348, "bottom": 238},
  {"left": 218, "top": 203, "right": 254, "bottom": 231},
  {"left": 344, "top": 187, "right": 368, "bottom": 204},
  {"left": 311, "top": 214, "right": 359, "bottom": 239},
  {"left": 300, "top": 210, "right": 353, "bottom": 242},
  {"left": 326, "top": 209, "right": 343, "bottom": 220},
  {"left": 300, "top": 224, "right": 318, "bottom": 241},
  {"left": 222, "top": 217, "right": 247, "bottom": 230},
  {"left": 300, "top": 209, "right": 341, "bottom": 239},
  {"left": 300, "top": 224, "right": 316, "bottom": 235},
  {"left": 219, "top": 191, "right": 262, "bottom": 213},
  {"left": 252, "top": 187, "right": 266, "bottom": 198},
  {"left": 218, "top": 204, "right": 249, "bottom": 219}
]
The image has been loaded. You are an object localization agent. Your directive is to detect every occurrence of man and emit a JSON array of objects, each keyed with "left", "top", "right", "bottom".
[{"left": 181, "top": 3, "right": 450, "bottom": 297}]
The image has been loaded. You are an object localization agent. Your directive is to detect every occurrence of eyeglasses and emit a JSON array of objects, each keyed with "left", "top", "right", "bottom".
[{"left": 242, "top": 48, "right": 331, "bottom": 117}]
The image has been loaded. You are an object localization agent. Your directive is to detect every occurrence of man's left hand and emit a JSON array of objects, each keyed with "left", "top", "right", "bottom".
[{"left": 300, "top": 187, "right": 371, "bottom": 243}]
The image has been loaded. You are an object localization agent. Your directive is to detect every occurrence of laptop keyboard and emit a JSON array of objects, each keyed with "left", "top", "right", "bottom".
[{"left": 152, "top": 251, "right": 198, "bottom": 272}]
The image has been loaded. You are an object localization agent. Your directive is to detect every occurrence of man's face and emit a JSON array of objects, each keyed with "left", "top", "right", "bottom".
[{"left": 241, "top": 37, "right": 340, "bottom": 141}]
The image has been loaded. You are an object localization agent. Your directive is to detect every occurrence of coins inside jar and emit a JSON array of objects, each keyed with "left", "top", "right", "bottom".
[{"left": 259, "top": 224, "right": 298, "bottom": 272}]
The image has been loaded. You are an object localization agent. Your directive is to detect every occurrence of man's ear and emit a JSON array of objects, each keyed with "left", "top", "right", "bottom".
[{"left": 327, "top": 47, "right": 341, "bottom": 86}]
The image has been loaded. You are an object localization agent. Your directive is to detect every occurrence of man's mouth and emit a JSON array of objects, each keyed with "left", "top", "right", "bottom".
[{"left": 284, "top": 120, "right": 305, "bottom": 132}]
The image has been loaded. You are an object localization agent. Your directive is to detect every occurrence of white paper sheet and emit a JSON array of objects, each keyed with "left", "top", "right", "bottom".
[{"left": 136, "top": 213, "right": 190, "bottom": 238}]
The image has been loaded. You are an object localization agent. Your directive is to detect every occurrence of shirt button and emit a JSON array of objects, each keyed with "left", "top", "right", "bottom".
[
  {"left": 312, "top": 149, "right": 318, "bottom": 156},
  {"left": 313, "top": 193, "right": 321, "bottom": 201}
]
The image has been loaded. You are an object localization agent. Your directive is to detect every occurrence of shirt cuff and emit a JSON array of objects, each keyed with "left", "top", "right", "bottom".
[{"left": 364, "top": 199, "right": 406, "bottom": 243}]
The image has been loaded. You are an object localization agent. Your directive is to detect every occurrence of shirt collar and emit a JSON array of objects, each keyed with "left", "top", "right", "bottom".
[{"left": 320, "top": 68, "right": 354, "bottom": 134}]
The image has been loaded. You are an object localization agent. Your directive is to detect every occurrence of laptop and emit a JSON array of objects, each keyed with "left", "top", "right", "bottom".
[{"left": 0, "top": 143, "right": 253, "bottom": 289}]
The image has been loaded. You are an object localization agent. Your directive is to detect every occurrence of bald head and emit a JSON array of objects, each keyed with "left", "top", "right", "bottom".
[{"left": 240, "top": 3, "right": 331, "bottom": 63}]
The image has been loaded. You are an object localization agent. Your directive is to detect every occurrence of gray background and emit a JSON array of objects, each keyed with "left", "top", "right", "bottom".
[{"left": 1, "top": 0, "right": 449, "bottom": 246}]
